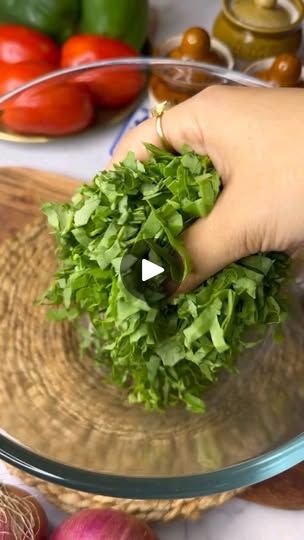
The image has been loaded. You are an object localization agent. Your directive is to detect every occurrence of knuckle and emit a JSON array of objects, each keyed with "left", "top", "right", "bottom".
[
  {"left": 242, "top": 216, "right": 270, "bottom": 255},
  {"left": 118, "top": 130, "right": 134, "bottom": 150},
  {"left": 124, "top": 126, "right": 139, "bottom": 141},
  {"left": 201, "top": 84, "right": 225, "bottom": 101},
  {"left": 114, "top": 127, "right": 138, "bottom": 155}
]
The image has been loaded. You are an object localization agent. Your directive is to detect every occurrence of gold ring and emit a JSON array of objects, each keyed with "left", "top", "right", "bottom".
[{"left": 151, "top": 100, "right": 174, "bottom": 152}]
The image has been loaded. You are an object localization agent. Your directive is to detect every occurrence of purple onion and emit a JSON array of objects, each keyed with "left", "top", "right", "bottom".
[{"left": 51, "top": 508, "right": 158, "bottom": 540}]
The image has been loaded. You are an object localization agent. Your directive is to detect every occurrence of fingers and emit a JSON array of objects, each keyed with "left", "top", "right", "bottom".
[
  {"left": 108, "top": 91, "right": 210, "bottom": 169},
  {"left": 177, "top": 186, "right": 249, "bottom": 293}
]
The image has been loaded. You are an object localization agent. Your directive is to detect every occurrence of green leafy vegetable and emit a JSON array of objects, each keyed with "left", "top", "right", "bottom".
[{"left": 41, "top": 145, "right": 291, "bottom": 412}]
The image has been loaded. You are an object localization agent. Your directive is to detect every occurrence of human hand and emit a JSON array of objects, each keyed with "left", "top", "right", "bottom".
[{"left": 109, "top": 86, "right": 304, "bottom": 291}]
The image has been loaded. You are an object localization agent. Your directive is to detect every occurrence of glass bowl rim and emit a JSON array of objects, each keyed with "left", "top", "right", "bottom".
[
  {"left": 0, "top": 433, "right": 303, "bottom": 498},
  {"left": 0, "top": 56, "right": 271, "bottom": 107}
]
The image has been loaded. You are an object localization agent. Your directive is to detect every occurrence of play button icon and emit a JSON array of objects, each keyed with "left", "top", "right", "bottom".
[
  {"left": 141, "top": 259, "right": 164, "bottom": 282},
  {"left": 120, "top": 239, "right": 183, "bottom": 304}
]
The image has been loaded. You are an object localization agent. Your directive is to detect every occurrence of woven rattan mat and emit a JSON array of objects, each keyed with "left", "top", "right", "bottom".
[{"left": 0, "top": 219, "right": 243, "bottom": 520}]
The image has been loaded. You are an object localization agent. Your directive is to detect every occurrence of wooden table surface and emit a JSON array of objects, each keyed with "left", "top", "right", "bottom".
[{"left": 0, "top": 166, "right": 79, "bottom": 243}]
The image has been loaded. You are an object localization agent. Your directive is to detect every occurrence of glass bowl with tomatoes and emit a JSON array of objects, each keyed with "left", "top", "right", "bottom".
[
  {"left": 0, "top": 22, "right": 272, "bottom": 145},
  {"left": 0, "top": 25, "right": 148, "bottom": 140}
]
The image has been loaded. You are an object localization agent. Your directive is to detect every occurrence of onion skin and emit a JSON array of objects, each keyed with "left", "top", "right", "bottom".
[
  {"left": 51, "top": 508, "right": 158, "bottom": 540},
  {"left": 0, "top": 484, "right": 48, "bottom": 540}
]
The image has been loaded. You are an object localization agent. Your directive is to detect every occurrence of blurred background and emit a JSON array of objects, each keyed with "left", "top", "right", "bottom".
[{"left": 1, "top": 0, "right": 303, "bottom": 179}]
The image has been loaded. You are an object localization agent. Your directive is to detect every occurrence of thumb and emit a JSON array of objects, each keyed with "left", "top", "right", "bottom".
[{"left": 178, "top": 187, "right": 249, "bottom": 293}]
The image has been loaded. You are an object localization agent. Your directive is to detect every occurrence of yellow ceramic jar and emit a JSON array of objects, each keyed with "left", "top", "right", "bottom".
[{"left": 213, "top": 0, "right": 303, "bottom": 62}]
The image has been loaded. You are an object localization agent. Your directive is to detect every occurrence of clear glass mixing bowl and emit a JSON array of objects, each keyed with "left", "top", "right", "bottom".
[{"left": 0, "top": 59, "right": 303, "bottom": 499}]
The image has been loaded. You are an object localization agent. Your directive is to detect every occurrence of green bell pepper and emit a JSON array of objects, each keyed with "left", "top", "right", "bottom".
[
  {"left": 81, "top": 0, "right": 149, "bottom": 51},
  {"left": 0, "top": 0, "right": 80, "bottom": 42}
]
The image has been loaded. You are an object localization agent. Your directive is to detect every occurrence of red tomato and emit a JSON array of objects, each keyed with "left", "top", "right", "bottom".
[
  {"left": 61, "top": 35, "right": 144, "bottom": 108},
  {"left": 0, "top": 61, "right": 52, "bottom": 95},
  {"left": 2, "top": 84, "right": 94, "bottom": 136},
  {"left": 61, "top": 34, "right": 139, "bottom": 68},
  {"left": 0, "top": 24, "right": 60, "bottom": 66}
]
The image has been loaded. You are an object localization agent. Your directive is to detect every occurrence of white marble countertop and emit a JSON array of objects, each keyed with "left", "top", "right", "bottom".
[{"left": 0, "top": 0, "right": 303, "bottom": 538}]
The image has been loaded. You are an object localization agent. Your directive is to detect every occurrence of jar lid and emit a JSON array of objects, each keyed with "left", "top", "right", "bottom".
[{"left": 223, "top": 0, "right": 303, "bottom": 33}]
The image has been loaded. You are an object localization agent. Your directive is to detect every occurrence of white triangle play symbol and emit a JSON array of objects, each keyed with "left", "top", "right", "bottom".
[{"left": 141, "top": 259, "right": 165, "bottom": 282}]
